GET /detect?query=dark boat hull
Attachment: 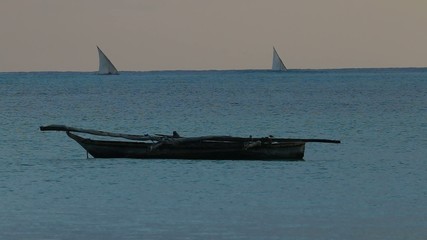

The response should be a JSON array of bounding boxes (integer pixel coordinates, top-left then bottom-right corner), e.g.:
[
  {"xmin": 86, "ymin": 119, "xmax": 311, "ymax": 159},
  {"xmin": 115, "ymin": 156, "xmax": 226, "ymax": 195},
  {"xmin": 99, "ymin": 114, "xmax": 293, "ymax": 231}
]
[{"xmin": 67, "ymin": 132, "xmax": 305, "ymax": 160}]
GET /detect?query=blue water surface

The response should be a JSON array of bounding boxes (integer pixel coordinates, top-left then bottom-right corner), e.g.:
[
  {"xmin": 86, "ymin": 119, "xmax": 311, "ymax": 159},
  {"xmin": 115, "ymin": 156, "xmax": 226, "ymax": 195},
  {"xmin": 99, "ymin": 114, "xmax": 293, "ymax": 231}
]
[{"xmin": 0, "ymin": 69, "xmax": 426, "ymax": 239}]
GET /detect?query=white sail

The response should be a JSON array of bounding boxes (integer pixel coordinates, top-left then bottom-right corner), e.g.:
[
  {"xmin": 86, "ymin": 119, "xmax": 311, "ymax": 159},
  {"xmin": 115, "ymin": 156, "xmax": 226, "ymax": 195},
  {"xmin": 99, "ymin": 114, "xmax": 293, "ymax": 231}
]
[
  {"xmin": 272, "ymin": 47, "xmax": 287, "ymax": 71},
  {"xmin": 97, "ymin": 46, "xmax": 119, "ymax": 75}
]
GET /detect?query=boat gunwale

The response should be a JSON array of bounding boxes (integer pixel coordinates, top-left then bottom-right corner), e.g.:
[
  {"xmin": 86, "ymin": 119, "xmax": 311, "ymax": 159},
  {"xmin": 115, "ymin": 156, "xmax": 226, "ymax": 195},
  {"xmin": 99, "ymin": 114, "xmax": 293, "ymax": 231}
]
[{"xmin": 66, "ymin": 131, "xmax": 306, "ymax": 160}]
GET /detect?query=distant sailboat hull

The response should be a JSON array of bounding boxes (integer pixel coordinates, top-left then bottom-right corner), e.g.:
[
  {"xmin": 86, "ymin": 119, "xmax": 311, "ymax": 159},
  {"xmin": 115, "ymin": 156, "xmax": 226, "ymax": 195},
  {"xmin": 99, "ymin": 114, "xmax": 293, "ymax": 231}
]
[
  {"xmin": 272, "ymin": 47, "xmax": 287, "ymax": 71},
  {"xmin": 97, "ymin": 46, "xmax": 119, "ymax": 75}
]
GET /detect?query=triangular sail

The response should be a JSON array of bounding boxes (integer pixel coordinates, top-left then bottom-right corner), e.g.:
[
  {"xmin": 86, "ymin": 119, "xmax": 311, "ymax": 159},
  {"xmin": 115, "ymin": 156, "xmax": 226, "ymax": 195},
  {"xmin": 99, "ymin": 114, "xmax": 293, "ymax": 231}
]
[
  {"xmin": 97, "ymin": 46, "xmax": 119, "ymax": 75},
  {"xmin": 272, "ymin": 47, "xmax": 287, "ymax": 71}
]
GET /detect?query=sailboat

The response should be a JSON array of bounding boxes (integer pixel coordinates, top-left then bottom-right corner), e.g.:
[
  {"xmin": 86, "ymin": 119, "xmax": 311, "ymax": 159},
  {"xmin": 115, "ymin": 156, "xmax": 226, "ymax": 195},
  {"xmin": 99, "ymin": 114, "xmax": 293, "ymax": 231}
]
[
  {"xmin": 97, "ymin": 46, "xmax": 119, "ymax": 75},
  {"xmin": 272, "ymin": 47, "xmax": 287, "ymax": 71}
]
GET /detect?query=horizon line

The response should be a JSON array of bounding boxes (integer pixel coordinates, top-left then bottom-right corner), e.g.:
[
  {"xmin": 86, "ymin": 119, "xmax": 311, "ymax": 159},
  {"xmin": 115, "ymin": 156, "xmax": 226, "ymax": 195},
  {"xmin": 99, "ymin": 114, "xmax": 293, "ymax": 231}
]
[{"xmin": 1, "ymin": 66, "xmax": 427, "ymax": 74}]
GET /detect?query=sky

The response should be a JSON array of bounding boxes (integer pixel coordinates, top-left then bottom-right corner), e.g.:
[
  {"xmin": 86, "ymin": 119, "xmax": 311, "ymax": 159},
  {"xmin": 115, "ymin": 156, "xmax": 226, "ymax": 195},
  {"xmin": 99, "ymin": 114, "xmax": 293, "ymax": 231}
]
[{"xmin": 1, "ymin": 0, "xmax": 426, "ymax": 71}]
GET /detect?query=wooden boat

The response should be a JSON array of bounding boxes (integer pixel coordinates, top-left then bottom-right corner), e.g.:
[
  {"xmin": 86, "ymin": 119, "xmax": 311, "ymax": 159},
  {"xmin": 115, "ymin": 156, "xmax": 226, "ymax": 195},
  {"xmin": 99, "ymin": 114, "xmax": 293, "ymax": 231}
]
[{"xmin": 40, "ymin": 125, "xmax": 340, "ymax": 161}]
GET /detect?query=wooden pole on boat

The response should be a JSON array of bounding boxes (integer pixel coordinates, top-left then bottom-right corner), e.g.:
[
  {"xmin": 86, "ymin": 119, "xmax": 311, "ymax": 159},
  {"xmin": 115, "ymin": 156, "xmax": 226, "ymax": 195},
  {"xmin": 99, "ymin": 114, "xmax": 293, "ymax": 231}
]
[
  {"xmin": 40, "ymin": 124, "xmax": 341, "ymax": 144},
  {"xmin": 40, "ymin": 124, "xmax": 162, "ymax": 141}
]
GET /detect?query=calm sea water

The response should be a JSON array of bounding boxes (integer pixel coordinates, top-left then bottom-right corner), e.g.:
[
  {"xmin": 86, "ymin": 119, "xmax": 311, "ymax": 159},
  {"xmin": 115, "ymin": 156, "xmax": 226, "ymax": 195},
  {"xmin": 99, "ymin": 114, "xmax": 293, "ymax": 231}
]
[{"xmin": 1, "ymin": 69, "xmax": 426, "ymax": 239}]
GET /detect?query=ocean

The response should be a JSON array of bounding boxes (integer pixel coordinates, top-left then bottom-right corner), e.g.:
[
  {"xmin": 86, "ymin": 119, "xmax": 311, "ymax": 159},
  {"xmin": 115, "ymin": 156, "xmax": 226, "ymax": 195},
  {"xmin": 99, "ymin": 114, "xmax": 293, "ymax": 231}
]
[{"xmin": 1, "ymin": 69, "xmax": 426, "ymax": 239}]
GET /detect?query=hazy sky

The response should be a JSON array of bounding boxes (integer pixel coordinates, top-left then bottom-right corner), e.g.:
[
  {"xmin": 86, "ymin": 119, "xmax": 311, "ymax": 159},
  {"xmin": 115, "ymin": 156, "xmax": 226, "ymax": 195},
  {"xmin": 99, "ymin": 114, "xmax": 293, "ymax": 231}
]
[{"xmin": 1, "ymin": 0, "xmax": 426, "ymax": 71}]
